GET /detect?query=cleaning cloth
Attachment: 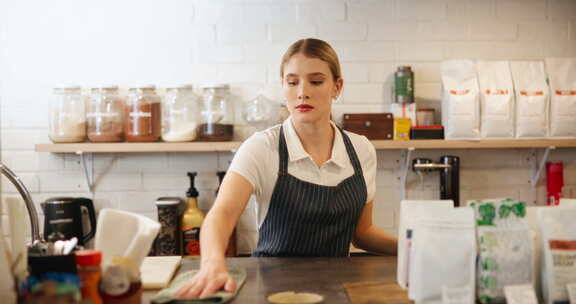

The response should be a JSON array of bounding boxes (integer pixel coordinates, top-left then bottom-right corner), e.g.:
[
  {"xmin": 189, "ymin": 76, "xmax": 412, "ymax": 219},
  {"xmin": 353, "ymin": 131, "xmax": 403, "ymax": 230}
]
[{"xmin": 152, "ymin": 267, "xmax": 247, "ymax": 304}]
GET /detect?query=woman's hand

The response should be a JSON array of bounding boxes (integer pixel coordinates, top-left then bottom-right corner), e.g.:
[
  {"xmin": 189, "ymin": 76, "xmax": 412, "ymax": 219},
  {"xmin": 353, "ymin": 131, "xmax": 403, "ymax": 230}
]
[{"xmin": 175, "ymin": 262, "xmax": 237, "ymax": 299}]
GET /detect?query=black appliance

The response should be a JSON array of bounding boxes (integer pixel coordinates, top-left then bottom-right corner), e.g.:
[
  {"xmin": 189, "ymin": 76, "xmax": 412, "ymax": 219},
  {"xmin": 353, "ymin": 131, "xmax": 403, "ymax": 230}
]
[
  {"xmin": 412, "ymin": 155, "xmax": 461, "ymax": 207},
  {"xmin": 41, "ymin": 197, "xmax": 97, "ymax": 245}
]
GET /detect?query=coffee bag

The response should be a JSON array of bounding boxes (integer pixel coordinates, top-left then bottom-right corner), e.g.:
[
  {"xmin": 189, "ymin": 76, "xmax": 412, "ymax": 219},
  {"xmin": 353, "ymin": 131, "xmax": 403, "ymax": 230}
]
[
  {"xmin": 545, "ymin": 58, "xmax": 576, "ymax": 138},
  {"xmin": 510, "ymin": 61, "xmax": 549, "ymax": 139},
  {"xmin": 441, "ymin": 60, "xmax": 481, "ymax": 139},
  {"xmin": 476, "ymin": 61, "xmax": 515, "ymax": 138}
]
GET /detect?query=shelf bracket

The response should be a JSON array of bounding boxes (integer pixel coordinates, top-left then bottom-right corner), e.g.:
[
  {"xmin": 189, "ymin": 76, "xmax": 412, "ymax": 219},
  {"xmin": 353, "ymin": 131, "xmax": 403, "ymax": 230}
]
[
  {"xmin": 529, "ymin": 146, "xmax": 555, "ymax": 204},
  {"xmin": 399, "ymin": 147, "xmax": 415, "ymax": 201},
  {"xmin": 530, "ymin": 146, "xmax": 554, "ymax": 187},
  {"xmin": 77, "ymin": 151, "xmax": 95, "ymax": 194}
]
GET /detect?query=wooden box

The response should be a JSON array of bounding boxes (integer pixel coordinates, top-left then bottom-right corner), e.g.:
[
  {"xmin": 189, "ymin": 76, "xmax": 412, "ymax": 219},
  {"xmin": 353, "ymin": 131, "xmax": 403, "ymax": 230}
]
[{"xmin": 342, "ymin": 113, "xmax": 394, "ymax": 140}]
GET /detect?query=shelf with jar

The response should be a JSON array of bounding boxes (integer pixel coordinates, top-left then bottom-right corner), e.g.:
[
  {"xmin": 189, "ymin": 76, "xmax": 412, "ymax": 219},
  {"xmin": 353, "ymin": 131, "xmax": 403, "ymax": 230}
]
[
  {"xmin": 35, "ymin": 139, "xmax": 576, "ymax": 153},
  {"xmin": 48, "ymin": 83, "xmax": 238, "ymax": 145}
]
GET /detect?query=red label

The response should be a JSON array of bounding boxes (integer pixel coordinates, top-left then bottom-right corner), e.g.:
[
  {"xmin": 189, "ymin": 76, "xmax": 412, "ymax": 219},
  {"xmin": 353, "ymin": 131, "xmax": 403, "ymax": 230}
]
[
  {"xmin": 183, "ymin": 227, "xmax": 201, "ymax": 255},
  {"xmin": 520, "ymin": 91, "xmax": 544, "ymax": 96},
  {"xmin": 485, "ymin": 89, "xmax": 509, "ymax": 95},
  {"xmin": 549, "ymin": 240, "xmax": 576, "ymax": 250},
  {"xmin": 449, "ymin": 89, "xmax": 470, "ymax": 95},
  {"xmin": 555, "ymin": 90, "xmax": 576, "ymax": 96}
]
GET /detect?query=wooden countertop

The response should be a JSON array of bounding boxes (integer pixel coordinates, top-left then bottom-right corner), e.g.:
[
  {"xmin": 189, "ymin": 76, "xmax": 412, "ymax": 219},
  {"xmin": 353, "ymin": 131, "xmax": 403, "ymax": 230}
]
[{"xmin": 142, "ymin": 255, "xmax": 411, "ymax": 304}]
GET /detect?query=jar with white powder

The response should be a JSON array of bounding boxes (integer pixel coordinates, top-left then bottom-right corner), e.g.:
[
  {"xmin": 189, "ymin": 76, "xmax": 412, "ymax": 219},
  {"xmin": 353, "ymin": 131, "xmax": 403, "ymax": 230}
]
[
  {"xmin": 49, "ymin": 86, "xmax": 87, "ymax": 143},
  {"xmin": 162, "ymin": 85, "xmax": 199, "ymax": 142}
]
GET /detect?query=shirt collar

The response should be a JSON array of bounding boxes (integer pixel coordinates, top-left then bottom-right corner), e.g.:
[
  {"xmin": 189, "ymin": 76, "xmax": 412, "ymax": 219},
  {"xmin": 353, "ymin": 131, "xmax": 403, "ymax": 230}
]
[{"xmin": 282, "ymin": 117, "xmax": 348, "ymax": 168}]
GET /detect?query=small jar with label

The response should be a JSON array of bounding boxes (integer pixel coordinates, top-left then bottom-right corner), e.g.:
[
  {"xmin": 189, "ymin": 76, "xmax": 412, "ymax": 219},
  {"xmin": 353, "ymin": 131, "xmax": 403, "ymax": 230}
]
[
  {"xmin": 49, "ymin": 86, "xmax": 87, "ymax": 143},
  {"xmin": 162, "ymin": 85, "xmax": 200, "ymax": 142},
  {"xmin": 75, "ymin": 249, "xmax": 103, "ymax": 304},
  {"xmin": 198, "ymin": 84, "xmax": 235, "ymax": 141},
  {"xmin": 125, "ymin": 85, "xmax": 162, "ymax": 142},
  {"xmin": 87, "ymin": 86, "xmax": 125, "ymax": 142}
]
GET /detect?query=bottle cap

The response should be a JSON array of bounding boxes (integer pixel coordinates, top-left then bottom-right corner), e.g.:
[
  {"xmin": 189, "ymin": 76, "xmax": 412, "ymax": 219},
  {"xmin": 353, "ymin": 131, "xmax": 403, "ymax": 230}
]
[
  {"xmin": 75, "ymin": 249, "xmax": 102, "ymax": 266},
  {"xmin": 187, "ymin": 172, "xmax": 199, "ymax": 198},
  {"xmin": 155, "ymin": 197, "xmax": 182, "ymax": 206}
]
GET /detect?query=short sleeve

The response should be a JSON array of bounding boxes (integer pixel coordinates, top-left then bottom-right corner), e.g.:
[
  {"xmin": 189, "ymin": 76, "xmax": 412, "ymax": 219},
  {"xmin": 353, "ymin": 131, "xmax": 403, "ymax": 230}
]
[
  {"xmin": 227, "ymin": 132, "xmax": 269, "ymax": 196},
  {"xmin": 363, "ymin": 136, "xmax": 377, "ymax": 204}
]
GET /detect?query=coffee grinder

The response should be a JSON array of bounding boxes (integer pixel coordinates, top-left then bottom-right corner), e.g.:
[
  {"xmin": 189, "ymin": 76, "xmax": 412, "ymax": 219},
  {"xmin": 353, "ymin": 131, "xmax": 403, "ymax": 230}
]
[{"xmin": 412, "ymin": 156, "xmax": 460, "ymax": 207}]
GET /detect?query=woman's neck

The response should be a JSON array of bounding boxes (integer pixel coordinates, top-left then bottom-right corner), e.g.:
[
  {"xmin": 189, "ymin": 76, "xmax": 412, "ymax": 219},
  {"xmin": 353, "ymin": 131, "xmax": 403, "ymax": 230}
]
[{"xmin": 292, "ymin": 117, "xmax": 335, "ymax": 167}]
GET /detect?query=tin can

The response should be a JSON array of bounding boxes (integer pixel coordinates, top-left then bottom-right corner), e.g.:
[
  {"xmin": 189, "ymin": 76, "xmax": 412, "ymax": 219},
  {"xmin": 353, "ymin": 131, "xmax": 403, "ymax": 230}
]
[{"xmin": 394, "ymin": 66, "xmax": 414, "ymax": 104}]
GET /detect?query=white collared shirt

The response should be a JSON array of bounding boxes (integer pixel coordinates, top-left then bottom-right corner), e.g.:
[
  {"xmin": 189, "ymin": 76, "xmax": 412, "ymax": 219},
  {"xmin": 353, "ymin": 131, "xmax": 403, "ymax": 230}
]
[{"xmin": 229, "ymin": 117, "xmax": 377, "ymax": 229}]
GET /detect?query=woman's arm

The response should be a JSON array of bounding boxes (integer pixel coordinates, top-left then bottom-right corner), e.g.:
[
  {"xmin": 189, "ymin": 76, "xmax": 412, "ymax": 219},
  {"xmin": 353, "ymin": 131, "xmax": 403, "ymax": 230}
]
[
  {"xmin": 352, "ymin": 201, "xmax": 398, "ymax": 255},
  {"xmin": 176, "ymin": 171, "xmax": 253, "ymax": 298}
]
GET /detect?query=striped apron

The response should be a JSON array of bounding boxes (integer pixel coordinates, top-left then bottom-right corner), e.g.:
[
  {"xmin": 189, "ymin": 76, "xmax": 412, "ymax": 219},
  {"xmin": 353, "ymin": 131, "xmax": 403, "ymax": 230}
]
[{"xmin": 253, "ymin": 126, "xmax": 367, "ymax": 257}]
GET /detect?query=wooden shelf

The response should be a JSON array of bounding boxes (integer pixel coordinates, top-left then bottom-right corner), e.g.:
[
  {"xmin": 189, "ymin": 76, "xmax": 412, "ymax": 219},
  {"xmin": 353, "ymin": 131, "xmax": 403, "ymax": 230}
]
[
  {"xmin": 371, "ymin": 139, "xmax": 576, "ymax": 149},
  {"xmin": 35, "ymin": 139, "xmax": 576, "ymax": 153},
  {"xmin": 35, "ymin": 142, "xmax": 242, "ymax": 153}
]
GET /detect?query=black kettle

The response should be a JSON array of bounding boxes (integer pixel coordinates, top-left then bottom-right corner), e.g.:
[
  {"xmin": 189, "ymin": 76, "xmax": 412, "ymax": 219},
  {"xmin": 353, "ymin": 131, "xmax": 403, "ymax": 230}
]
[{"xmin": 41, "ymin": 197, "xmax": 97, "ymax": 246}]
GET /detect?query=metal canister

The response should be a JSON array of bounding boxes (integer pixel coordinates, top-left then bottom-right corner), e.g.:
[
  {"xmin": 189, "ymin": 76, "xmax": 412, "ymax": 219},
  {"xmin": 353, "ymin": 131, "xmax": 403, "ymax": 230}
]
[
  {"xmin": 394, "ymin": 66, "xmax": 414, "ymax": 104},
  {"xmin": 155, "ymin": 197, "xmax": 183, "ymax": 255}
]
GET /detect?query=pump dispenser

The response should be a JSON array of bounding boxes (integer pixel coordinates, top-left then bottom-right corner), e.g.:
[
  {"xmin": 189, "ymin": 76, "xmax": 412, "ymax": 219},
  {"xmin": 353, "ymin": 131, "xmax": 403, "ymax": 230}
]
[{"xmin": 181, "ymin": 172, "xmax": 205, "ymax": 256}]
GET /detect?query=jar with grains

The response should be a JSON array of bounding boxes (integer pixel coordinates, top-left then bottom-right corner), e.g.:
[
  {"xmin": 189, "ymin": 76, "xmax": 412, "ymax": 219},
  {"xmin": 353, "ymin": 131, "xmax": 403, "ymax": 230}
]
[
  {"xmin": 124, "ymin": 85, "xmax": 161, "ymax": 142},
  {"xmin": 49, "ymin": 86, "xmax": 87, "ymax": 143},
  {"xmin": 87, "ymin": 86, "xmax": 125, "ymax": 142},
  {"xmin": 198, "ymin": 84, "xmax": 234, "ymax": 141},
  {"xmin": 162, "ymin": 85, "xmax": 200, "ymax": 142}
]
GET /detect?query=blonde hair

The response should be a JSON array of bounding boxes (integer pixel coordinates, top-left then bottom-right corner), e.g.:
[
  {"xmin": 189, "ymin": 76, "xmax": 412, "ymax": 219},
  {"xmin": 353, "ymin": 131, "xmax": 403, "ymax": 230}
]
[{"xmin": 280, "ymin": 38, "xmax": 342, "ymax": 81}]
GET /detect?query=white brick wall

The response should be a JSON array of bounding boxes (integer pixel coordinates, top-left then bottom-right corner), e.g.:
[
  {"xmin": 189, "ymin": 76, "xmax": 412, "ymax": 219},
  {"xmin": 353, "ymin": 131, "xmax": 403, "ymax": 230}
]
[{"xmin": 1, "ymin": 0, "xmax": 575, "ymax": 253}]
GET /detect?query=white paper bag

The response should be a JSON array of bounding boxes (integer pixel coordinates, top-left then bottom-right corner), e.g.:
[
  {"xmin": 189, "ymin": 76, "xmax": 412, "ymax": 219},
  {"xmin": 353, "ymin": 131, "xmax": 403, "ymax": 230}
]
[
  {"xmin": 441, "ymin": 60, "xmax": 481, "ymax": 139},
  {"xmin": 397, "ymin": 200, "xmax": 454, "ymax": 289},
  {"xmin": 545, "ymin": 57, "xmax": 576, "ymax": 138},
  {"xmin": 510, "ymin": 61, "xmax": 549, "ymax": 138},
  {"xmin": 537, "ymin": 206, "xmax": 576, "ymax": 304},
  {"xmin": 472, "ymin": 199, "xmax": 534, "ymax": 303},
  {"xmin": 410, "ymin": 207, "xmax": 476, "ymax": 304},
  {"xmin": 477, "ymin": 61, "xmax": 515, "ymax": 138}
]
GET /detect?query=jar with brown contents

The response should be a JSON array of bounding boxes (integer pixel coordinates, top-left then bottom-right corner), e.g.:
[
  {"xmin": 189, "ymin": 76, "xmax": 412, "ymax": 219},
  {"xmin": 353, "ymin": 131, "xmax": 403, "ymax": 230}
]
[
  {"xmin": 198, "ymin": 84, "xmax": 235, "ymax": 141},
  {"xmin": 87, "ymin": 86, "xmax": 125, "ymax": 142},
  {"xmin": 125, "ymin": 85, "xmax": 162, "ymax": 142}
]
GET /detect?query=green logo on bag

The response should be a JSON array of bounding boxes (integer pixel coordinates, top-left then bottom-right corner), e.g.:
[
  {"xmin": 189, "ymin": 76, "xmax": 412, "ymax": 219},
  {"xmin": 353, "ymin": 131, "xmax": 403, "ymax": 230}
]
[{"xmin": 477, "ymin": 203, "xmax": 496, "ymax": 226}]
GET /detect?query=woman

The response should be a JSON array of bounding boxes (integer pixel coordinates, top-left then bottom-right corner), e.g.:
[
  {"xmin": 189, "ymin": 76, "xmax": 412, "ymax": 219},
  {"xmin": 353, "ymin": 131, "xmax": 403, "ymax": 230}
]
[{"xmin": 176, "ymin": 38, "xmax": 397, "ymax": 299}]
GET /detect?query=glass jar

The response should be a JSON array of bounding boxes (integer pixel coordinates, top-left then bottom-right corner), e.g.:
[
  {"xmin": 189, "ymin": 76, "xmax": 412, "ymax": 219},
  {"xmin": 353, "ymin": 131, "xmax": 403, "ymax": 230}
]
[
  {"xmin": 124, "ymin": 85, "xmax": 162, "ymax": 142},
  {"xmin": 87, "ymin": 86, "xmax": 125, "ymax": 142},
  {"xmin": 162, "ymin": 85, "xmax": 200, "ymax": 142},
  {"xmin": 49, "ymin": 86, "xmax": 87, "ymax": 143},
  {"xmin": 198, "ymin": 84, "xmax": 234, "ymax": 141},
  {"xmin": 243, "ymin": 92, "xmax": 273, "ymax": 131}
]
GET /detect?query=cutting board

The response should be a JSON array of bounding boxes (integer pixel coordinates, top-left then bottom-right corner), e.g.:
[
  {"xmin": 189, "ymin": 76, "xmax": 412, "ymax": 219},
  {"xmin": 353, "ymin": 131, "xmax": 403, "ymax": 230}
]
[
  {"xmin": 141, "ymin": 256, "xmax": 182, "ymax": 289},
  {"xmin": 343, "ymin": 281, "xmax": 412, "ymax": 304}
]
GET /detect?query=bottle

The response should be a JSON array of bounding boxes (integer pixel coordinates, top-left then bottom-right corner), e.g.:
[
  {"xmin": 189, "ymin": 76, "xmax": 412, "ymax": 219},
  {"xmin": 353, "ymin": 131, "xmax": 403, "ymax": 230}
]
[
  {"xmin": 181, "ymin": 172, "xmax": 205, "ymax": 256},
  {"xmin": 75, "ymin": 249, "xmax": 103, "ymax": 304},
  {"xmin": 394, "ymin": 66, "xmax": 414, "ymax": 104},
  {"xmin": 216, "ymin": 171, "xmax": 237, "ymax": 257}
]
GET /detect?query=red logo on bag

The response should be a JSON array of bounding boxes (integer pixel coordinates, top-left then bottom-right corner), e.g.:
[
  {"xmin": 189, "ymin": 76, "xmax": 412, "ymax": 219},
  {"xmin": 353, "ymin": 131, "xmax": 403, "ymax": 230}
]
[
  {"xmin": 520, "ymin": 91, "xmax": 544, "ymax": 96},
  {"xmin": 555, "ymin": 90, "xmax": 576, "ymax": 96},
  {"xmin": 449, "ymin": 89, "xmax": 470, "ymax": 95},
  {"xmin": 485, "ymin": 89, "xmax": 509, "ymax": 95},
  {"xmin": 549, "ymin": 240, "xmax": 576, "ymax": 250}
]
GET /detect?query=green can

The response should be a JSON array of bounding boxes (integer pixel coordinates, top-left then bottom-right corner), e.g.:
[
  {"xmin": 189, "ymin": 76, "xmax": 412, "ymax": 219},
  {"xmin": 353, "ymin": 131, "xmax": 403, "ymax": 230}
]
[{"xmin": 394, "ymin": 66, "xmax": 414, "ymax": 104}]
